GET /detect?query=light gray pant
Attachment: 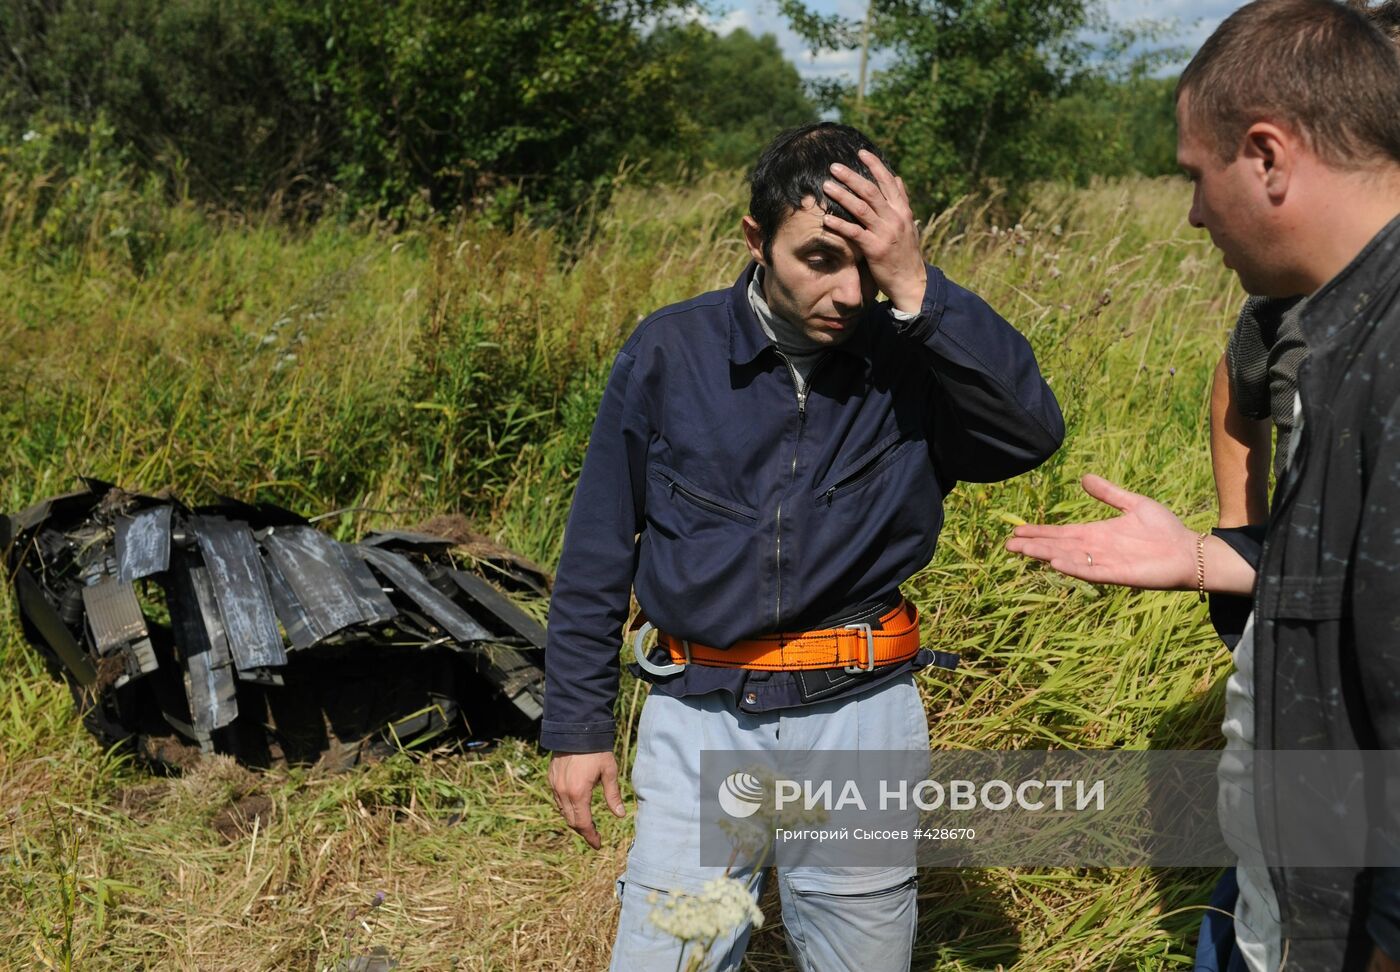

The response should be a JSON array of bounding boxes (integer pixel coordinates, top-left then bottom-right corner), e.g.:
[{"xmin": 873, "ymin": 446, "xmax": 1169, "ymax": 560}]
[{"xmin": 609, "ymin": 673, "xmax": 930, "ymax": 971}]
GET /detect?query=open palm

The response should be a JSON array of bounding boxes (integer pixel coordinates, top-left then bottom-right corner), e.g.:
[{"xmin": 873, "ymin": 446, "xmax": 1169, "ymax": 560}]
[{"xmin": 1005, "ymin": 474, "xmax": 1196, "ymax": 591}]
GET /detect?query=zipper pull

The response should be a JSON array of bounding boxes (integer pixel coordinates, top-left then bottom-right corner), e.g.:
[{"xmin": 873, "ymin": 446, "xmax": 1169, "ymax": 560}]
[
  {"xmin": 668, "ymin": 479, "xmax": 677, "ymax": 498},
  {"xmin": 825, "ymin": 486, "xmax": 835, "ymax": 505}
]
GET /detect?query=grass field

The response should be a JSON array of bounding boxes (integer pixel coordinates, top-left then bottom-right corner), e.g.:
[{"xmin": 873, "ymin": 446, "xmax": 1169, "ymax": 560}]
[{"xmin": 0, "ymin": 169, "xmax": 1250, "ymax": 970}]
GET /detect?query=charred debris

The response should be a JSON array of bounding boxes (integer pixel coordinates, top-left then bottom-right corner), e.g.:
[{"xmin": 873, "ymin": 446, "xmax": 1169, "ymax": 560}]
[{"xmin": 1, "ymin": 479, "xmax": 548, "ymax": 772}]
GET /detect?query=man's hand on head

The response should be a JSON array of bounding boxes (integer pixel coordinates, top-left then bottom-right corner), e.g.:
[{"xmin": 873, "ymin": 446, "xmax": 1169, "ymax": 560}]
[
  {"xmin": 819, "ymin": 149, "xmax": 927, "ymax": 314},
  {"xmin": 548, "ymin": 750, "xmax": 626, "ymax": 851}
]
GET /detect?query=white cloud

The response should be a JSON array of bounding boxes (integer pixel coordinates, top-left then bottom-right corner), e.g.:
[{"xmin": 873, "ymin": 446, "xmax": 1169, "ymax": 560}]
[
  {"xmin": 700, "ymin": 0, "xmax": 874, "ymax": 84},
  {"xmin": 708, "ymin": 8, "xmax": 753, "ymax": 34}
]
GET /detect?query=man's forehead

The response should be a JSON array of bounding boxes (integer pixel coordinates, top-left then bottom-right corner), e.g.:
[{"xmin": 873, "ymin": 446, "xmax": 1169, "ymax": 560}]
[
  {"xmin": 1174, "ymin": 103, "xmax": 1217, "ymax": 168},
  {"xmin": 779, "ymin": 197, "xmax": 855, "ymax": 254},
  {"xmin": 1174, "ymin": 92, "xmax": 1198, "ymax": 158}
]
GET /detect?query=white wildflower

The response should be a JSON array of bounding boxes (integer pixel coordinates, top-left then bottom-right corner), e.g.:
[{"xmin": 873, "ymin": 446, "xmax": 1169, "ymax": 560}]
[
  {"xmin": 22, "ymin": 130, "xmax": 38, "ymax": 142},
  {"xmin": 647, "ymin": 876, "xmax": 764, "ymax": 942}
]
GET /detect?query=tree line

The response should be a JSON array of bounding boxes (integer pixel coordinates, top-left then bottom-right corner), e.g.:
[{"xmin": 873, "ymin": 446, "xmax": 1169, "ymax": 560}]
[{"xmin": 0, "ymin": 0, "xmax": 1182, "ymax": 225}]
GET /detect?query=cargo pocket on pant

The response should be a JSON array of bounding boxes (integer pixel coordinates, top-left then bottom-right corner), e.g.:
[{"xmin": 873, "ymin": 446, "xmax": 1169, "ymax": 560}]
[
  {"xmin": 612, "ymin": 870, "xmax": 760, "ymax": 972},
  {"xmin": 781, "ymin": 871, "xmax": 918, "ymax": 971}
]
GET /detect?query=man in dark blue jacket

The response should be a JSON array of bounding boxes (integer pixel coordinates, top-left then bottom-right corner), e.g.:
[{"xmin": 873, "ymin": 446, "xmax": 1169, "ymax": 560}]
[{"xmin": 543, "ymin": 123, "xmax": 1063, "ymax": 969}]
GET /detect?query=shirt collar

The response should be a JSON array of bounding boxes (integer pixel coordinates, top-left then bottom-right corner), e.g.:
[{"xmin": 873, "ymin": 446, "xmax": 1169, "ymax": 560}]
[
  {"xmin": 1298, "ymin": 212, "xmax": 1400, "ymax": 348},
  {"xmin": 726, "ymin": 261, "xmax": 877, "ymax": 366}
]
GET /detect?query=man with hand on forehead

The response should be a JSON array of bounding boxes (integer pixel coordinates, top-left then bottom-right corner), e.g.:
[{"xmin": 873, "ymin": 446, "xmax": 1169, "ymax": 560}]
[{"xmin": 541, "ymin": 122, "xmax": 1063, "ymax": 970}]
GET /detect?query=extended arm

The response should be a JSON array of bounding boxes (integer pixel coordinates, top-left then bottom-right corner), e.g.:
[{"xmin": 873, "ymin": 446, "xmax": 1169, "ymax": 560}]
[{"xmin": 1005, "ymin": 474, "xmax": 1257, "ymax": 595}]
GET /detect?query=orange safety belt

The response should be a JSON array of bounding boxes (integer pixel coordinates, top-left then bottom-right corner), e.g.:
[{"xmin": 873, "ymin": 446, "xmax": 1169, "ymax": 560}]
[{"xmin": 655, "ymin": 599, "xmax": 921, "ymax": 673}]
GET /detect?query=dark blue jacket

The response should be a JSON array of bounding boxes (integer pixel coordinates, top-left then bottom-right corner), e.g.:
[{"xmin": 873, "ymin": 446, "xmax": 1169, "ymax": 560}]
[{"xmin": 540, "ymin": 262, "xmax": 1064, "ymax": 753}]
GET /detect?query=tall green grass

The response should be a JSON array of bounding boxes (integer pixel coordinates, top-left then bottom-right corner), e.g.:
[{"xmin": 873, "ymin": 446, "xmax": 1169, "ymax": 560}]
[{"xmin": 0, "ymin": 168, "xmax": 1245, "ymax": 969}]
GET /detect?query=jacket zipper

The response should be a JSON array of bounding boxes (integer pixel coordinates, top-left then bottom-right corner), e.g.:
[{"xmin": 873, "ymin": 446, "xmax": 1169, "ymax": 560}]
[
  {"xmin": 773, "ymin": 351, "xmax": 829, "ymax": 630},
  {"xmin": 667, "ymin": 478, "xmax": 755, "ymax": 521}
]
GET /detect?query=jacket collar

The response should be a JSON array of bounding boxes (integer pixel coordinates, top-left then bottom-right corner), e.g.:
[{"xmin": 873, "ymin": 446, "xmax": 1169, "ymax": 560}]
[
  {"xmin": 726, "ymin": 261, "xmax": 877, "ymax": 366},
  {"xmin": 1298, "ymin": 212, "xmax": 1400, "ymax": 351}
]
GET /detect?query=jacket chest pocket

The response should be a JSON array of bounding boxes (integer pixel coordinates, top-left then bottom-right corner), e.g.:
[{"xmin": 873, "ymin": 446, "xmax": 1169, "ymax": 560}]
[
  {"xmin": 647, "ymin": 461, "xmax": 758, "ymax": 526},
  {"xmin": 812, "ymin": 433, "xmax": 924, "ymax": 508}
]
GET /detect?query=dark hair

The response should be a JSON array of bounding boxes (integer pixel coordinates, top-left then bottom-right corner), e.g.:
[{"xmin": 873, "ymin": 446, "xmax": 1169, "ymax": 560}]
[
  {"xmin": 1177, "ymin": 0, "xmax": 1400, "ymax": 167},
  {"xmin": 747, "ymin": 123, "xmax": 891, "ymax": 260}
]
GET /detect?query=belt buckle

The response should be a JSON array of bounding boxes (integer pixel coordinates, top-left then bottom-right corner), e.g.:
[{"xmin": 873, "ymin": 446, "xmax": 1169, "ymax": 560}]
[
  {"xmin": 843, "ymin": 622, "xmax": 875, "ymax": 674},
  {"xmin": 632, "ymin": 621, "xmax": 689, "ymax": 677}
]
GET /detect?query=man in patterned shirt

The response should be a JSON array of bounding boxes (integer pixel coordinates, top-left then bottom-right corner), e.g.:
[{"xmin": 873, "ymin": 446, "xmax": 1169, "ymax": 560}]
[{"xmin": 1008, "ymin": 2, "xmax": 1400, "ymax": 968}]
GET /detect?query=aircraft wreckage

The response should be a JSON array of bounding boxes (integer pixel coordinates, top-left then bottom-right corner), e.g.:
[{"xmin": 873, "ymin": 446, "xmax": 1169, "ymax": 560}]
[{"xmin": 1, "ymin": 479, "xmax": 548, "ymax": 771}]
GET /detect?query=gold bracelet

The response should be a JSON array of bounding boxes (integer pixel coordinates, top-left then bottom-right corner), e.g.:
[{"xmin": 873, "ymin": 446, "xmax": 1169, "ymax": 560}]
[{"xmin": 1195, "ymin": 531, "xmax": 1209, "ymax": 603}]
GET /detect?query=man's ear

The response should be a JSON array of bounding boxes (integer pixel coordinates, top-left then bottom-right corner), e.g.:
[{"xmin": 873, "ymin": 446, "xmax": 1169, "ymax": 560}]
[
  {"xmin": 1243, "ymin": 122, "xmax": 1293, "ymax": 204},
  {"xmin": 741, "ymin": 215, "xmax": 767, "ymax": 266}
]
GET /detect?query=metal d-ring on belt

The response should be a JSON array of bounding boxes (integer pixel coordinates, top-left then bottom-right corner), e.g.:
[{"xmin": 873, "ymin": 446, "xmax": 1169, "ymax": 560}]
[{"xmin": 632, "ymin": 599, "xmax": 921, "ymax": 676}]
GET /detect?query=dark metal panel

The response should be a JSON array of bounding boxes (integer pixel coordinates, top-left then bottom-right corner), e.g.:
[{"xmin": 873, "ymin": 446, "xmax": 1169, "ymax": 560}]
[
  {"xmin": 263, "ymin": 526, "xmax": 373, "ymax": 638},
  {"xmin": 261, "ymin": 553, "xmax": 319, "ymax": 650},
  {"xmin": 191, "ymin": 516, "xmax": 286, "ymax": 671},
  {"xmin": 115, "ymin": 506, "xmax": 172, "ymax": 582},
  {"xmin": 483, "ymin": 559, "xmax": 551, "ymax": 600},
  {"xmin": 81, "ymin": 577, "xmax": 149, "ymax": 654},
  {"xmin": 202, "ymin": 495, "xmax": 307, "ymax": 529},
  {"xmin": 7, "ymin": 497, "xmax": 53, "ymax": 537},
  {"xmin": 187, "ymin": 565, "xmax": 240, "ymax": 730},
  {"xmin": 163, "ymin": 558, "xmax": 240, "ymax": 733},
  {"xmin": 331, "ymin": 541, "xmax": 397, "ymax": 624},
  {"xmin": 449, "ymin": 569, "xmax": 547, "ymax": 649},
  {"xmin": 14, "ymin": 568, "xmax": 97, "ymax": 686},
  {"xmin": 7, "ymin": 486, "xmax": 99, "ymax": 537},
  {"xmin": 361, "ymin": 530, "xmax": 455, "ymax": 555},
  {"xmin": 356, "ymin": 546, "xmax": 492, "ymax": 643},
  {"xmin": 462, "ymin": 641, "xmax": 546, "ymax": 722}
]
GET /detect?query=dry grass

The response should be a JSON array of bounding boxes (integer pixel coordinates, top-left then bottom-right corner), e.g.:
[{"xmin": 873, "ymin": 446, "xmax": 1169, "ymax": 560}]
[{"xmin": 1, "ymin": 171, "xmax": 1245, "ymax": 969}]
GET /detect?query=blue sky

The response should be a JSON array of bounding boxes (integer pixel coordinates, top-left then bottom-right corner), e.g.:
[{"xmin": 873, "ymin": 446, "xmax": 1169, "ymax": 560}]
[{"xmin": 710, "ymin": 1, "xmax": 1246, "ymax": 83}]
